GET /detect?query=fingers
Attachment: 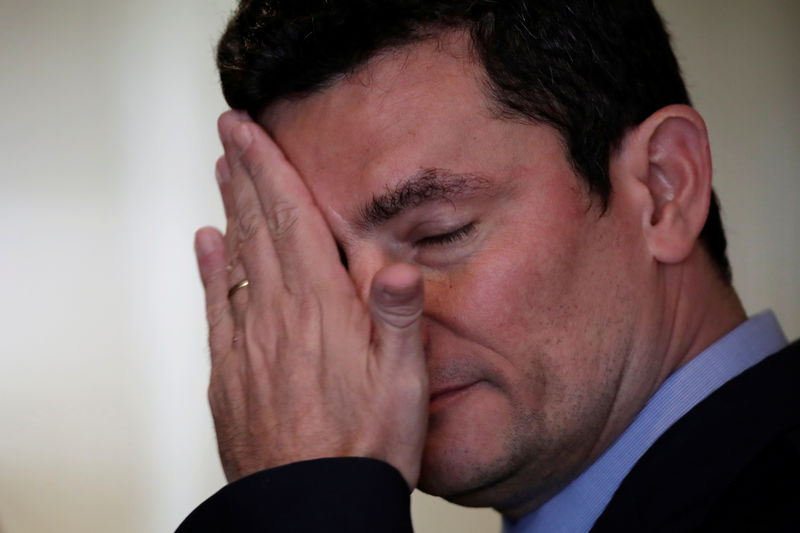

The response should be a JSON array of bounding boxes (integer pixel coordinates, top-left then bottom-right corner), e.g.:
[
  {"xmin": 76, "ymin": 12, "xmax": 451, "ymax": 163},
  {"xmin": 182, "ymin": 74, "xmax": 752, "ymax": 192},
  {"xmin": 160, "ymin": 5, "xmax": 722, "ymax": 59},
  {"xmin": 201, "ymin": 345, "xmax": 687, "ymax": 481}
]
[
  {"xmin": 369, "ymin": 263, "xmax": 425, "ymax": 362},
  {"xmin": 215, "ymin": 156, "xmax": 235, "ymax": 220},
  {"xmin": 203, "ymin": 120, "xmax": 431, "ymax": 485},
  {"xmin": 214, "ymin": 157, "xmax": 249, "ymax": 312},
  {"xmin": 218, "ymin": 111, "xmax": 351, "ymax": 301},
  {"xmin": 195, "ymin": 226, "xmax": 234, "ymax": 362},
  {"xmin": 217, "ymin": 113, "xmax": 283, "ymax": 301},
  {"xmin": 369, "ymin": 263, "xmax": 427, "ymax": 488}
]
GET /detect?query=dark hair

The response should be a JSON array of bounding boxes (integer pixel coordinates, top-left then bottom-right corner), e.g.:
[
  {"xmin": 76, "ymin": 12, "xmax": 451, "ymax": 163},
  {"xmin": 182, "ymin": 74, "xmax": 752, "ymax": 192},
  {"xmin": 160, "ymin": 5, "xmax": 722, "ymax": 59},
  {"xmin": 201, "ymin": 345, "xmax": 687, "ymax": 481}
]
[{"xmin": 217, "ymin": 0, "xmax": 731, "ymax": 283}]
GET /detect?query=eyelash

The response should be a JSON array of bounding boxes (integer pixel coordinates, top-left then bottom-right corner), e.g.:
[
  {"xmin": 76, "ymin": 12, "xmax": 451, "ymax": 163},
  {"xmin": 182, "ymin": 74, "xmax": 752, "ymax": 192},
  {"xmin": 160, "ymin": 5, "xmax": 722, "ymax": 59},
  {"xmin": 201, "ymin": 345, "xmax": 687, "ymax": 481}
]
[{"xmin": 415, "ymin": 223, "xmax": 476, "ymax": 247}]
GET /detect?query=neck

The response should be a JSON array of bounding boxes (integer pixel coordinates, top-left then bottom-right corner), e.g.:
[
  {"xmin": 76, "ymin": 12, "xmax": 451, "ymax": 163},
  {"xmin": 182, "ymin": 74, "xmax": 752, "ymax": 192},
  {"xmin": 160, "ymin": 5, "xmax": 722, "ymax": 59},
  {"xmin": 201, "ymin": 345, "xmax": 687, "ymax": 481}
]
[{"xmin": 658, "ymin": 249, "xmax": 747, "ymax": 383}]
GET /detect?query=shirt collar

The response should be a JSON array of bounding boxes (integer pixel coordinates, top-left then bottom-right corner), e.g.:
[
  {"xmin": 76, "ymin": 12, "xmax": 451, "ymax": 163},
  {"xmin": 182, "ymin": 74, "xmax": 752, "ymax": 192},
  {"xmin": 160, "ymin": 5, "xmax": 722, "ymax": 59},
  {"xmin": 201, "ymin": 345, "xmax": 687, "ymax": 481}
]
[{"xmin": 504, "ymin": 310, "xmax": 787, "ymax": 533}]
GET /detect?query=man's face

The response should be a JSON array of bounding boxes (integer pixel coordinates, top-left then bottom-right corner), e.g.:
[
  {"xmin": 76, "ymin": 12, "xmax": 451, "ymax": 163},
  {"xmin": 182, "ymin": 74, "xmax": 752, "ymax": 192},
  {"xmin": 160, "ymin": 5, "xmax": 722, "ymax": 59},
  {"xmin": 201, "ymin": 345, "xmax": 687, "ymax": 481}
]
[{"xmin": 262, "ymin": 34, "xmax": 657, "ymax": 514}]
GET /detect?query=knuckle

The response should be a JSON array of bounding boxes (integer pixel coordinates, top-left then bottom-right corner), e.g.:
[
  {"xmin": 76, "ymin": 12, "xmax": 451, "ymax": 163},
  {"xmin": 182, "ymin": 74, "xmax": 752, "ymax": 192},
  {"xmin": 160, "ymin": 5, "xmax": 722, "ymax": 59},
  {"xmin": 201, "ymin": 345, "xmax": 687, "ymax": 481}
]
[
  {"xmin": 207, "ymin": 380, "xmax": 219, "ymax": 408},
  {"xmin": 295, "ymin": 294, "xmax": 323, "ymax": 326},
  {"xmin": 207, "ymin": 364, "xmax": 241, "ymax": 412},
  {"xmin": 237, "ymin": 208, "xmax": 265, "ymax": 243},
  {"xmin": 266, "ymin": 201, "xmax": 299, "ymax": 240},
  {"xmin": 231, "ymin": 335, "xmax": 243, "ymax": 351},
  {"xmin": 206, "ymin": 300, "xmax": 229, "ymax": 331},
  {"xmin": 241, "ymin": 145, "xmax": 265, "ymax": 177},
  {"xmin": 207, "ymin": 375, "xmax": 225, "ymax": 414}
]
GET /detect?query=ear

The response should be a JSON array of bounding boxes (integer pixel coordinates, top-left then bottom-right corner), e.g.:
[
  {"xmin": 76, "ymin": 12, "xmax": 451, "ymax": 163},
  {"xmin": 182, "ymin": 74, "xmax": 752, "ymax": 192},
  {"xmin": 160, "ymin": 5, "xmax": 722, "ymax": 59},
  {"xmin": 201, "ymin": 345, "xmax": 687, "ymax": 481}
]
[{"xmin": 617, "ymin": 105, "xmax": 712, "ymax": 264}]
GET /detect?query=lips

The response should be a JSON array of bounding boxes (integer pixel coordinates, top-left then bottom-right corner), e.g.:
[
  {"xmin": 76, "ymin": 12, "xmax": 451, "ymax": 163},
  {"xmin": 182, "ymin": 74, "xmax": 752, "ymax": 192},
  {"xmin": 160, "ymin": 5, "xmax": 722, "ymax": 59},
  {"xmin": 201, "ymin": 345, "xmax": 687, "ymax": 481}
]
[
  {"xmin": 427, "ymin": 359, "xmax": 494, "ymax": 411},
  {"xmin": 428, "ymin": 380, "xmax": 482, "ymax": 410}
]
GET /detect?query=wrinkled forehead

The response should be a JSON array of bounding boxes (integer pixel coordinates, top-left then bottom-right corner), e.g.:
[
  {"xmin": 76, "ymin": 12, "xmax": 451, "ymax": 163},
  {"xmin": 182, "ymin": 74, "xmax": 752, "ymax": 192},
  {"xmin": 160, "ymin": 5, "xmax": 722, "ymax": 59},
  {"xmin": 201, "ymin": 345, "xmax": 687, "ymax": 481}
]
[
  {"xmin": 256, "ymin": 32, "xmax": 499, "ymax": 199},
  {"xmin": 253, "ymin": 29, "xmax": 577, "ymax": 243},
  {"xmin": 259, "ymin": 30, "xmax": 491, "ymax": 140}
]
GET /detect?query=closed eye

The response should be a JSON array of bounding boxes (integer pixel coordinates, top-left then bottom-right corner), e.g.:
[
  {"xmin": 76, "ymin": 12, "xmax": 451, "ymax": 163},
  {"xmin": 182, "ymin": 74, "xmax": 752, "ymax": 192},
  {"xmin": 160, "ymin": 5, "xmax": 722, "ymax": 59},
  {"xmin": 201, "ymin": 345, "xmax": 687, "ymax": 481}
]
[{"xmin": 415, "ymin": 223, "xmax": 476, "ymax": 247}]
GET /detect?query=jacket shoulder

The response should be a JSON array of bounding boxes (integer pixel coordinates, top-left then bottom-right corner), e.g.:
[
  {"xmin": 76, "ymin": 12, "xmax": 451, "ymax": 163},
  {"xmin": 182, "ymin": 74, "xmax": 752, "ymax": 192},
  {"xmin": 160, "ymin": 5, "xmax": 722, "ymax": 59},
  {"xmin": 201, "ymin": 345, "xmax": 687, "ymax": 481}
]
[{"xmin": 592, "ymin": 340, "xmax": 800, "ymax": 532}]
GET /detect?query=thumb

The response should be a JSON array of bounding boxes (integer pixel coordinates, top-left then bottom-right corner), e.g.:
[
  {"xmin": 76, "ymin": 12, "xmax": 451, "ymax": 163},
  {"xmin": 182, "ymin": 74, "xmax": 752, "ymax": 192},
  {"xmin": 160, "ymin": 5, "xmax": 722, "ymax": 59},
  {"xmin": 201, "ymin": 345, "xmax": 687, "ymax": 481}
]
[{"xmin": 369, "ymin": 263, "xmax": 424, "ymax": 359}]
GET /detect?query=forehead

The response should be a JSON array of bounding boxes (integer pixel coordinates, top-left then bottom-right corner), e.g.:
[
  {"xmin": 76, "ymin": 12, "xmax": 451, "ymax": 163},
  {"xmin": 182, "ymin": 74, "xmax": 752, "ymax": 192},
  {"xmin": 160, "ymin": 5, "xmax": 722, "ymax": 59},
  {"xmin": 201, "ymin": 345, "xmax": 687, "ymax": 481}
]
[
  {"xmin": 262, "ymin": 31, "xmax": 490, "ymax": 136},
  {"xmin": 259, "ymin": 32, "xmax": 569, "ymax": 224},
  {"xmin": 261, "ymin": 33, "xmax": 492, "ymax": 166}
]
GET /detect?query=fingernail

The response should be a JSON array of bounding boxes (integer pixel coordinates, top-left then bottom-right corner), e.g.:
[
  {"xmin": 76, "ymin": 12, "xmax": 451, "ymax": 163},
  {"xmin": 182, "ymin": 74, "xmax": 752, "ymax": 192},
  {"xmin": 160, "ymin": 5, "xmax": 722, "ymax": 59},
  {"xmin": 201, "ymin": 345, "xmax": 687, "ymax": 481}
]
[
  {"xmin": 232, "ymin": 124, "xmax": 253, "ymax": 152},
  {"xmin": 233, "ymin": 109, "xmax": 251, "ymax": 122},
  {"xmin": 195, "ymin": 229, "xmax": 216, "ymax": 257},
  {"xmin": 379, "ymin": 284, "xmax": 419, "ymax": 305}
]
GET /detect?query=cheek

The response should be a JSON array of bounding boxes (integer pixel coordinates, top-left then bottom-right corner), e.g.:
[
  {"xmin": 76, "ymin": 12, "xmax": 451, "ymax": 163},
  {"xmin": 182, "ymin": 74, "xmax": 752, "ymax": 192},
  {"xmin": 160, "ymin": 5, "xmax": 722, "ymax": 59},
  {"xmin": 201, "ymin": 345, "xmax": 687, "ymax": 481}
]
[
  {"xmin": 442, "ymin": 218, "xmax": 628, "ymax": 399},
  {"xmin": 458, "ymin": 243, "xmax": 630, "ymax": 433},
  {"xmin": 455, "ymin": 182, "xmax": 594, "ymax": 349},
  {"xmin": 458, "ymin": 235, "xmax": 584, "ymax": 354}
]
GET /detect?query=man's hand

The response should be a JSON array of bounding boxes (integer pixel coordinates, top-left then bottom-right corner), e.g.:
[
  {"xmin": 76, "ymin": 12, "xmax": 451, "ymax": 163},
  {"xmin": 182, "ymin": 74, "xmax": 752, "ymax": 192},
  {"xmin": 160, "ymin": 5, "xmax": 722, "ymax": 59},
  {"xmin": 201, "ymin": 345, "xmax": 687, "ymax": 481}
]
[{"xmin": 193, "ymin": 110, "xmax": 429, "ymax": 489}]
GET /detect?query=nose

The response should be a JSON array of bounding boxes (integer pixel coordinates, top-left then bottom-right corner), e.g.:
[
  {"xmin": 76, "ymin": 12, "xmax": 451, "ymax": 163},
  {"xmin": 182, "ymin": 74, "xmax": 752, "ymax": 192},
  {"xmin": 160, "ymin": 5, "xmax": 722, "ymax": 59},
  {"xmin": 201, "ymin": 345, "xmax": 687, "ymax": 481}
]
[{"xmin": 346, "ymin": 246, "xmax": 432, "ymax": 356}]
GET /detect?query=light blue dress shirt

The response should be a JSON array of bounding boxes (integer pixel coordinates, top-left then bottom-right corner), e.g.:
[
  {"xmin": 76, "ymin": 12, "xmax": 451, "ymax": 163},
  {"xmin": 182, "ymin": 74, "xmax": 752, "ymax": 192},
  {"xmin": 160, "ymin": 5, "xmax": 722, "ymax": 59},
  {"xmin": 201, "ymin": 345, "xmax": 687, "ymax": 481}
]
[{"xmin": 504, "ymin": 310, "xmax": 788, "ymax": 533}]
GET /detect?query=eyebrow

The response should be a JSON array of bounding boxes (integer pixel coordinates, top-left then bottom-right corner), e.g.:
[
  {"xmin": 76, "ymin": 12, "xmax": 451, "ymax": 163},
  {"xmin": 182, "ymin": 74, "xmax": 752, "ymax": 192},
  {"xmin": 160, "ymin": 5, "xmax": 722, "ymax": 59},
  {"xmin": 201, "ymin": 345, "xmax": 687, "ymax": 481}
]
[{"xmin": 355, "ymin": 168, "xmax": 492, "ymax": 231}]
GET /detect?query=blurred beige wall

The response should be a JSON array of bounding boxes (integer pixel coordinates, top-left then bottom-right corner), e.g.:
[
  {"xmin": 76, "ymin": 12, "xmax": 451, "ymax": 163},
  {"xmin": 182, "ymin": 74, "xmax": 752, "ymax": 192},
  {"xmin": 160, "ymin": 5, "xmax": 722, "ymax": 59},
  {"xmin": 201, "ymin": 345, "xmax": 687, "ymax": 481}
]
[{"xmin": 0, "ymin": 1, "xmax": 797, "ymax": 532}]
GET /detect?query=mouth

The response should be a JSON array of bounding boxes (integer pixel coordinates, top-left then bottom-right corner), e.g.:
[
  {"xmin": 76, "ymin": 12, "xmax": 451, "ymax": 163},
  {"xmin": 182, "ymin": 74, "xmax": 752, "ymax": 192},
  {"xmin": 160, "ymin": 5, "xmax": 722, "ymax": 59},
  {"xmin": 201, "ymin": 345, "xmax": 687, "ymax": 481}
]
[{"xmin": 429, "ymin": 380, "xmax": 482, "ymax": 412}]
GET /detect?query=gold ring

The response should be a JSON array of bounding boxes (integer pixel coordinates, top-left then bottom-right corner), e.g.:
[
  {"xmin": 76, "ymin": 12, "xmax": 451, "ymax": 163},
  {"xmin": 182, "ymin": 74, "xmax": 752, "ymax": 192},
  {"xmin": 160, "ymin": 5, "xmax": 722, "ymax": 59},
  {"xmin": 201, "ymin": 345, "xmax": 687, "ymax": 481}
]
[{"xmin": 228, "ymin": 279, "xmax": 250, "ymax": 299}]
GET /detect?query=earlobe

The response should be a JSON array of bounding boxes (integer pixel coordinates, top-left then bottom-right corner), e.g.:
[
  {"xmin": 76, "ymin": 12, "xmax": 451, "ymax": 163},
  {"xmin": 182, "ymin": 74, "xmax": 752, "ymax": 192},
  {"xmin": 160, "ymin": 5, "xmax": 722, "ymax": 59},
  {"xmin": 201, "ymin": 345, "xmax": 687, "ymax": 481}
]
[{"xmin": 639, "ymin": 105, "xmax": 712, "ymax": 264}]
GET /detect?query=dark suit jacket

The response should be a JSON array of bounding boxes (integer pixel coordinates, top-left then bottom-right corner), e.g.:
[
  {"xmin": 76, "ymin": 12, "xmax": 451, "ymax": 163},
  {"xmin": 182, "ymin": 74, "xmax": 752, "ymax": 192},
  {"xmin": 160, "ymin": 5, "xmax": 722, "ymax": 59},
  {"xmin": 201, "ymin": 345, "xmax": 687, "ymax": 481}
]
[
  {"xmin": 592, "ymin": 339, "xmax": 800, "ymax": 532},
  {"xmin": 177, "ymin": 340, "xmax": 800, "ymax": 532}
]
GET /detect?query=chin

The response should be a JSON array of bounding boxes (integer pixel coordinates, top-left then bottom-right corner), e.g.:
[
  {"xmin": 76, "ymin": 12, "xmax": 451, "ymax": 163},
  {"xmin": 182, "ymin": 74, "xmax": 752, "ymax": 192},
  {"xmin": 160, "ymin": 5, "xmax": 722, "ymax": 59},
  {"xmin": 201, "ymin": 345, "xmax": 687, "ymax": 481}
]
[
  {"xmin": 418, "ymin": 442, "xmax": 568, "ymax": 516},
  {"xmin": 418, "ymin": 459, "xmax": 526, "ymax": 510},
  {"xmin": 417, "ymin": 383, "xmax": 517, "ymax": 496},
  {"xmin": 416, "ymin": 431, "xmax": 523, "ymax": 508},
  {"xmin": 416, "ymin": 392, "xmax": 559, "ymax": 510}
]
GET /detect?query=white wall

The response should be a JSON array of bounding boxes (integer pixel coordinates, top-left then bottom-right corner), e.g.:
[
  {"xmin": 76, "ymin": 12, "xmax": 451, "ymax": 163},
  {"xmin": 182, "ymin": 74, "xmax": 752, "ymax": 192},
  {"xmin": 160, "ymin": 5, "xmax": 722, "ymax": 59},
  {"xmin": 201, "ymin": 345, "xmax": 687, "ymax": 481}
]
[
  {"xmin": 0, "ymin": 1, "xmax": 797, "ymax": 532},
  {"xmin": 656, "ymin": 0, "xmax": 800, "ymax": 339},
  {"xmin": 0, "ymin": 1, "xmax": 232, "ymax": 531}
]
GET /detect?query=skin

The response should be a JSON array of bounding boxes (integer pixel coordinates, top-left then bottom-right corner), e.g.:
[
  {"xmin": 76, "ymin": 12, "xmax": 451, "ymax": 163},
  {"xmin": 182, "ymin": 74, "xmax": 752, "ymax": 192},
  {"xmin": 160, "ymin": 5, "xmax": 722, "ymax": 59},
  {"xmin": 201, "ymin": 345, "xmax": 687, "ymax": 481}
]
[{"xmin": 195, "ymin": 32, "xmax": 746, "ymax": 519}]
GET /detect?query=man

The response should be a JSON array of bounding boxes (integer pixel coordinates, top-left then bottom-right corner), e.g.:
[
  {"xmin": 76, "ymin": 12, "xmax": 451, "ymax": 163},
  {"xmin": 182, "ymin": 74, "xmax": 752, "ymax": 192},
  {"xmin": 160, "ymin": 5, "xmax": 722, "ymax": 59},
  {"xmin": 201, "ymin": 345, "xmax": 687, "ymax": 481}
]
[{"xmin": 179, "ymin": 1, "xmax": 799, "ymax": 531}]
